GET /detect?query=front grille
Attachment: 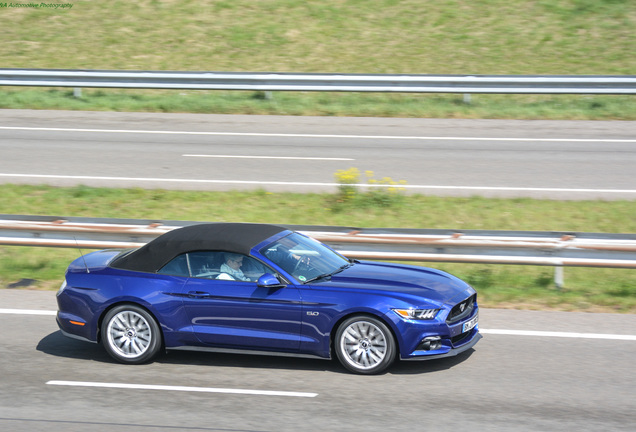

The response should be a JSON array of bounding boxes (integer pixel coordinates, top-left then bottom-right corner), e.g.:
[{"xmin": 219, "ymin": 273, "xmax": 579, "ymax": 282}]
[{"xmin": 446, "ymin": 294, "xmax": 476, "ymax": 324}]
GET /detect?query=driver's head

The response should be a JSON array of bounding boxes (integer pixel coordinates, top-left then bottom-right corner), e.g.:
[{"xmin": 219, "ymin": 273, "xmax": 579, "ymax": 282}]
[{"xmin": 225, "ymin": 253, "xmax": 244, "ymax": 270}]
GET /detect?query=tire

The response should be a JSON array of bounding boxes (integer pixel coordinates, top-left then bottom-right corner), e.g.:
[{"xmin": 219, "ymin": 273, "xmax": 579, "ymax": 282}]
[
  {"xmin": 334, "ymin": 315, "xmax": 396, "ymax": 374},
  {"xmin": 101, "ymin": 304, "xmax": 162, "ymax": 364}
]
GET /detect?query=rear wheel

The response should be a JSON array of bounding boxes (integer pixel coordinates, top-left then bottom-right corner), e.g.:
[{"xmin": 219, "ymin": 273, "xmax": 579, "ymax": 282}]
[
  {"xmin": 335, "ymin": 315, "xmax": 396, "ymax": 374},
  {"xmin": 101, "ymin": 305, "xmax": 162, "ymax": 364}
]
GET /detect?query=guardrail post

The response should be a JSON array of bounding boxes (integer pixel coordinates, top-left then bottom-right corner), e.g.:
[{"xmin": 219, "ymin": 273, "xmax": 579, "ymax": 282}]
[
  {"xmin": 554, "ymin": 266, "xmax": 564, "ymax": 290},
  {"xmin": 73, "ymin": 88, "xmax": 82, "ymax": 98}
]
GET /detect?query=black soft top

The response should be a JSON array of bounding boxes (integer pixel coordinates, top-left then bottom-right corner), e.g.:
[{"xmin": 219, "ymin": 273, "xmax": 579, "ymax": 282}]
[{"xmin": 111, "ymin": 223, "xmax": 288, "ymax": 273}]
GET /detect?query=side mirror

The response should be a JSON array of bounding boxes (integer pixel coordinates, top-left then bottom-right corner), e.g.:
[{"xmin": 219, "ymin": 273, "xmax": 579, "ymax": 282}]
[{"xmin": 257, "ymin": 273, "xmax": 286, "ymax": 288}]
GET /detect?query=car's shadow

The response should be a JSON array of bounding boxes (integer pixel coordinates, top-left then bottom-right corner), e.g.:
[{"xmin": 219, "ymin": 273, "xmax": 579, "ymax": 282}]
[
  {"xmin": 37, "ymin": 330, "xmax": 476, "ymax": 375},
  {"xmin": 37, "ymin": 330, "xmax": 112, "ymax": 362}
]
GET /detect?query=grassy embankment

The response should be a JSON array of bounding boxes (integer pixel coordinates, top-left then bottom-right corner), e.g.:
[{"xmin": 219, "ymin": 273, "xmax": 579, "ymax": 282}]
[
  {"xmin": 0, "ymin": 0, "xmax": 634, "ymax": 118},
  {"xmin": 1, "ymin": 184, "xmax": 635, "ymax": 313}
]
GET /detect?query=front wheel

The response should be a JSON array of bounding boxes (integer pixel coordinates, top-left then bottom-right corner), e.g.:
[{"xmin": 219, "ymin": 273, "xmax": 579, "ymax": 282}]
[
  {"xmin": 101, "ymin": 305, "xmax": 162, "ymax": 364},
  {"xmin": 334, "ymin": 316, "xmax": 396, "ymax": 374}
]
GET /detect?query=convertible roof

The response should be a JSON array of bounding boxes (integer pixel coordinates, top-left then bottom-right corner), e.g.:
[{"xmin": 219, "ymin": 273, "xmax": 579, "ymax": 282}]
[{"xmin": 111, "ymin": 223, "xmax": 288, "ymax": 273}]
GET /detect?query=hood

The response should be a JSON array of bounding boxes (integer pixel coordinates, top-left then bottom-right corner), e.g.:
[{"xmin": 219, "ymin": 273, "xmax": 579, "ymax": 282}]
[{"xmin": 312, "ymin": 261, "xmax": 474, "ymax": 304}]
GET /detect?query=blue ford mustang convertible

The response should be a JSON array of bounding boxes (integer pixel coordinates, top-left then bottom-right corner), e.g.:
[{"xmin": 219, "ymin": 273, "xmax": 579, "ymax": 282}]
[{"xmin": 57, "ymin": 223, "xmax": 481, "ymax": 374}]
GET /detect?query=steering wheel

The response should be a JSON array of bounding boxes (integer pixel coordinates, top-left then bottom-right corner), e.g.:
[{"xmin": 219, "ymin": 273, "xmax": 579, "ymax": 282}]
[{"xmin": 293, "ymin": 254, "xmax": 311, "ymax": 274}]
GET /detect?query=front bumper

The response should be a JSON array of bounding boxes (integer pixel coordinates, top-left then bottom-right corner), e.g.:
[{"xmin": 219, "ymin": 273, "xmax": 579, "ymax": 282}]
[
  {"xmin": 395, "ymin": 304, "xmax": 481, "ymax": 360},
  {"xmin": 401, "ymin": 331, "xmax": 481, "ymax": 361}
]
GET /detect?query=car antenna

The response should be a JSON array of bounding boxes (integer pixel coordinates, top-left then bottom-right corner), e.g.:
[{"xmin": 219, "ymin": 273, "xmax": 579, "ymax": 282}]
[{"xmin": 74, "ymin": 236, "xmax": 90, "ymax": 274}]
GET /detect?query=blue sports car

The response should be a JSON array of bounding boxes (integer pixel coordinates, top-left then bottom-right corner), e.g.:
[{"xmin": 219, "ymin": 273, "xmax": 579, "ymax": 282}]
[{"xmin": 57, "ymin": 223, "xmax": 481, "ymax": 374}]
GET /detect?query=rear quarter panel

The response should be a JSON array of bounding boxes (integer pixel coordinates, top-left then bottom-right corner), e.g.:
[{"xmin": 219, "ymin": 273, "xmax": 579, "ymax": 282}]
[{"xmin": 59, "ymin": 266, "xmax": 191, "ymax": 346}]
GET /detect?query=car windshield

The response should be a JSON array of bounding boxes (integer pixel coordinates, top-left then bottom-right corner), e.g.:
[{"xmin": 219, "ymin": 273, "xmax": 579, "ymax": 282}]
[{"xmin": 260, "ymin": 232, "xmax": 350, "ymax": 283}]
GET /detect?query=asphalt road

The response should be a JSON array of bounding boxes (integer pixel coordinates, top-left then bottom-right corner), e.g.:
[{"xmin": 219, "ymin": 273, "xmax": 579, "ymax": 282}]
[
  {"xmin": 1, "ymin": 109, "xmax": 635, "ymax": 199},
  {"xmin": 1, "ymin": 290, "xmax": 635, "ymax": 432}
]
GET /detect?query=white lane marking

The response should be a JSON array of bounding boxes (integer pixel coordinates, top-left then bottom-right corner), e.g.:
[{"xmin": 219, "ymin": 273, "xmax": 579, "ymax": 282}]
[
  {"xmin": 1, "ymin": 173, "xmax": 636, "ymax": 194},
  {"xmin": 479, "ymin": 328, "xmax": 636, "ymax": 341},
  {"xmin": 4, "ymin": 308, "xmax": 636, "ymax": 341},
  {"xmin": 46, "ymin": 380, "xmax": 318, "ymax": 398},
  {"xmin": 0, "ymin": 308, "xmax": 56, "ymax": 316},
  {"xmin": 183, "ymin": 154, "xmax": 354, "ymax": 161},
  {"xmin": 0, "ymin": 126, "xmax": 634, "ymax": 143}
]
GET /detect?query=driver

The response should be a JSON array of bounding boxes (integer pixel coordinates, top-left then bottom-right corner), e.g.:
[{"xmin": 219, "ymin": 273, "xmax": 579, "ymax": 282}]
[
  {"xmin": 217, "ymin": 253, "xmax": 251, "ymax": 281},
  {"xmin": 266, "ymin": 242, "xmax": 304, "ymax": 275}
]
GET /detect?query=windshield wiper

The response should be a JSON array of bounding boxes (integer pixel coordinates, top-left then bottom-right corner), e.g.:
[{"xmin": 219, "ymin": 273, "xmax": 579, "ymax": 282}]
[
  {"xmin": 303, "ymin": 262, "xmax": 352, "ymax": 284},
  {"xmin": 303, "ymin": 272, "xmax": 332, "ymax": 284},
  {"xmin": 336, "ymin": 262, "xmax": 353, "ymax": 273}
]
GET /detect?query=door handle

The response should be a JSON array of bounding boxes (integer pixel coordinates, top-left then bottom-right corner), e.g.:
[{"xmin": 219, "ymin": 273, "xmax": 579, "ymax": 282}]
[{"xmin": 188, "ymin": 291, "xmax": 211, "ymax": 299}]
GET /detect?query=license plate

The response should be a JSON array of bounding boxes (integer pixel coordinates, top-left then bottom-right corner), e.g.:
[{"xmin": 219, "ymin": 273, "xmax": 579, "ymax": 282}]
[{"xmin": 462, "ymin": 313, "xmax": 478, "ymax": 333}]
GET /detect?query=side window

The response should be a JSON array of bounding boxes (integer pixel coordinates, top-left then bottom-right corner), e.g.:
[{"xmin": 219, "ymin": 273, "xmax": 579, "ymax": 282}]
[
  {"xmin": 157, "ymin": 254, "xmax": 190, "ymax": 277},
  {"xmin": 241, "ymin": 255, "xmax": 275, "ymax": 281},
  {"xmin": 188, "ymin": 251, "xmax": 225, "ymax": 279},
  {"xmin": 157, "ymin": 251, "xmax": 279, "ymax": 282},
  {"xmin": 190, "ymin": 251, "xmax": 277, "ymax": 282}
]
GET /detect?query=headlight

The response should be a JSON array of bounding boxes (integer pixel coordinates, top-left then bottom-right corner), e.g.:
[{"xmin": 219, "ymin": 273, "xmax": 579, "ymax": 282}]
[{"xmin": 392, "ymin": 308, "xmax": 440, "ymax": 320}]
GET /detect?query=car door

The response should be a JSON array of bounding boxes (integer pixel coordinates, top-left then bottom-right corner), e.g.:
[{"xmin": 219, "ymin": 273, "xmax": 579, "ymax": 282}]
[{"xmin": 180, "ymin": 251, "xmax": 303, "ymax": 352}]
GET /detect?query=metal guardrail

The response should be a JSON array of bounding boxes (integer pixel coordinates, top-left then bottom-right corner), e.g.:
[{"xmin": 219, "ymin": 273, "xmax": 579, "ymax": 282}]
[
  {"xmin": 1, "ymin": 215, "xmax": 635, "ymax": 270},
  {"xmin": 1, "ymin": 69, "xmax": 635, "ymax": 94}
]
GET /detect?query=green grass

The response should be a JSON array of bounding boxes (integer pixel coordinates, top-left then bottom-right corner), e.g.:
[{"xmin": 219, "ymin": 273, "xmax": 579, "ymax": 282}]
[
  {"xmin": 0, "ymin": 0, "xmax": 634, "ymax": 118},
  {"xmin": 3, "ymin": 1, "xmax": 634, "ymax": 73},
  {"xmin": 1, "ymin": 89, "xmax": 635, "ymax": 120},
  {"xmin": 1, "ymin": 184, "xmax": 635, "ymax": 312}
]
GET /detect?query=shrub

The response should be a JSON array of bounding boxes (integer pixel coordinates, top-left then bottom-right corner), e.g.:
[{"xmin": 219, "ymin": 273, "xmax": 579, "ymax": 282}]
[{"xmin": 330, "ymin": 167, "xmax": 407, "ymax": 210}]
